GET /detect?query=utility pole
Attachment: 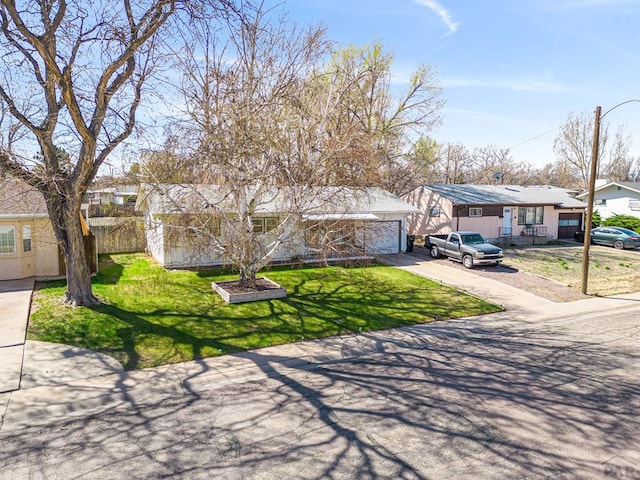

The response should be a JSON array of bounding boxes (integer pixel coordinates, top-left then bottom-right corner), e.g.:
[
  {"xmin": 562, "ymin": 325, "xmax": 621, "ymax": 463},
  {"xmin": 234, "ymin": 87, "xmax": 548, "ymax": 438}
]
[
  {"xmin": 581, "ymin": 106, "xmax": 601, "ymax": 295},
  {"xmin": 580, "ymin": 99, "xmax": 639, "ymax": 295}
]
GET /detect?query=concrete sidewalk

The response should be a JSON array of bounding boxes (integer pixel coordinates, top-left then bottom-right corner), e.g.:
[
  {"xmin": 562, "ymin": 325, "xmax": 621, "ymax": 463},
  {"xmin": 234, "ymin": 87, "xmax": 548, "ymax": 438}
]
[
  {"xmin": 0, "ymin": 277, "xmax": 34, "ymax": 394},
  {"xmin": 2, "ymin": 257, "xmax": 640, "ymax": 433}
]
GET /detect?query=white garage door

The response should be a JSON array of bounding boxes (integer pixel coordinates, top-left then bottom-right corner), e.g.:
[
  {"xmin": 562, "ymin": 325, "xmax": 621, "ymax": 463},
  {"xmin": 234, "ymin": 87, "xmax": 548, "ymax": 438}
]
[{"xmin": 366, "ymin": 221, "xmax": 401, "ymax": 254}]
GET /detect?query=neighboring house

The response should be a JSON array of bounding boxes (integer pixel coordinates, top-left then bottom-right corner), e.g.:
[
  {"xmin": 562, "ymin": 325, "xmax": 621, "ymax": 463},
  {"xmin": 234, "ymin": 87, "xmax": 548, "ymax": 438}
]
[
  {"xmin": 576, "ymin": 180, "xmax": 640, "ymax": 220},
  {"xmin": 84, "ymin": 184, "xmax": 139, "ymax": 206},
  {"xmin": 404, "ymin": 184, "xmax": 587, "ymax": 242},
  {"xmin": 0, "ymin": 178, "xmax": 60, "ymax": 281},
  {"xmin": 0, "ymin": 177, "xmax": 98, "ymax": 281},
  {"xmin": 136, "ymin": 184, "xmax": 419, "ymax": 269}
]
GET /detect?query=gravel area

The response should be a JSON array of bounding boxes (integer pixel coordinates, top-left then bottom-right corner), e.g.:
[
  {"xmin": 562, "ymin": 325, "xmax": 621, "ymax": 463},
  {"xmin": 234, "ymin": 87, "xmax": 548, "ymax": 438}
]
[{"xmin": 406, "ymin": 247, "xmax": 587, "ymax": 302}]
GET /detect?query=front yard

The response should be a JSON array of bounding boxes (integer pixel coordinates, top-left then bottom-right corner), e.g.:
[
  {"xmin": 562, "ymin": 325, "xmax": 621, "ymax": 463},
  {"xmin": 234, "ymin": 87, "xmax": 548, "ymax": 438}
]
[
  {"xmin": 502, "ymin": 244, "xmax": 640, "ymax": 296},
  {"xmin": 29, "ymin": 254, "xmax": 501, "ymax": 370}
]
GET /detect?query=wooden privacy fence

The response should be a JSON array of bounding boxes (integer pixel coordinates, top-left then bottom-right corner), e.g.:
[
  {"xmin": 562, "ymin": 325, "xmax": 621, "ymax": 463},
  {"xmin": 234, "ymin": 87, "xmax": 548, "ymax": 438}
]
[{"xmin": 87, "ymin": 217, "xmax": 146, "ymax": 254}]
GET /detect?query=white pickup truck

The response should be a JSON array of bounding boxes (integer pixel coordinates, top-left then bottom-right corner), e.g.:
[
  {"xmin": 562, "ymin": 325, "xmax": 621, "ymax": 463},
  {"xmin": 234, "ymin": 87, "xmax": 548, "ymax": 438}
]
[{"xmin": 426, "ymin": 231, "xmax": 504, "ymax": 268}]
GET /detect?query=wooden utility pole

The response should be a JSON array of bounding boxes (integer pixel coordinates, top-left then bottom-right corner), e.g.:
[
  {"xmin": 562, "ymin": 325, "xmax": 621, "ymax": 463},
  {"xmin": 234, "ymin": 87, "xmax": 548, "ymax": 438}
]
[{"xmin": 581, "ymin": 106, "xmax": 601, "ymax": 295}]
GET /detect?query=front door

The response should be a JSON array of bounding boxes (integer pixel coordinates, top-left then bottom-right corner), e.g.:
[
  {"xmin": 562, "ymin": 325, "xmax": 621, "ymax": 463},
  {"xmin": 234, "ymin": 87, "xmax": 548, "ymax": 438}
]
[{"xmin": 502, "ymin": 207, "xmax": 513, "ymax": 236}]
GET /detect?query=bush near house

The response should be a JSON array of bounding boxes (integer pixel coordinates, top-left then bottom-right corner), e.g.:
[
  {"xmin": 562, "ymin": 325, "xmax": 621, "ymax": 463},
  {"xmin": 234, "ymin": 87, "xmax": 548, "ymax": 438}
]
[
  {"xmin": 601, "ymin": 214, "xmax": 640, "ymax": 232},
  {"xmin": 28, "ymin": 254, "xmax": 501, "ymax": 370}
]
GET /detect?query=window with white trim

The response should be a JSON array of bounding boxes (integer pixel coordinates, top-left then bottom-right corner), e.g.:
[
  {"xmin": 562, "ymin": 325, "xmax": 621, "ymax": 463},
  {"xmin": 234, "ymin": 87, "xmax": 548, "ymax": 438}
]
[
  {"xmin": 469, "ymin": 207, "xmax": 483, "ymax": 217},
  {"xmin": 0, "ymin": 226, "xmax": 16, "ymax": 254},
  {"xmin": 629, "ymin": 200, "xmax": 640, "ymax": 211},
  {"xmin": 517, "ymin": 206, "xmax": 544, "ymax": 225},
  {"xmin": 22, "ymin": 225, "xmax": 32, "ymax": 252},
  {"xmin": 428, "ymin": 207, "xmax": 440, "ymax": 217}
]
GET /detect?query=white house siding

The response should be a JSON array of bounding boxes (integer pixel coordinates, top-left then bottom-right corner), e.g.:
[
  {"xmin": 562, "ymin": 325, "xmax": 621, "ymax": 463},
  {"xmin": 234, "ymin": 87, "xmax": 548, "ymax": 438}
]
[
  {"xmin": 594, "ymin": 187, "xmax": 640, "ymax": 219},
  {"xmin": 144, "ymin": 217, "xmax": 166, "ymax": 267},
  {"xmin": 147, "ymin": 216, "xmax": 409, "ymax": 269}
]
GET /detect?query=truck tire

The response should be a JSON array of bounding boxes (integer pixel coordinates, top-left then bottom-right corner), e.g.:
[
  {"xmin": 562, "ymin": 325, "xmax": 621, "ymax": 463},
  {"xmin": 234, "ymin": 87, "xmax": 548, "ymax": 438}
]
[
  {"xmin": 462, "ymin": 255, "xmax": 474, "ymax": 269},
  {"xmin": 430, "ymin": 245, "xmax": 440, "ymax": 258}
]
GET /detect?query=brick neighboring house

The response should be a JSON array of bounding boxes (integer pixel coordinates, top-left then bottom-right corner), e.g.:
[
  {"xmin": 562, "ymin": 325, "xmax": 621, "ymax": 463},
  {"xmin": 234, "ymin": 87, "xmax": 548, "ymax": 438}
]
[
  {"xmin": 404, "ymin": 184, "xmax": 587, "ymax": 243},
  {"xmin": 0, "ymin": 177, "xmax": 97, "ymax": 281}
]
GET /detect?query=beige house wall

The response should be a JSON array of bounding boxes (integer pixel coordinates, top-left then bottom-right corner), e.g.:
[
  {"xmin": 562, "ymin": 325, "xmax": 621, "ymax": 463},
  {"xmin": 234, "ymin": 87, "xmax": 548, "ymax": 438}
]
[
  {"xmin": 455, "ymin": 216, "xmax": 504, "ymax": 239},
  {"xmin": 404, "ymin": 188, "xmax": 453, "ymax": 237},
  {"xmin": 0, "ymin": 217, "xmax": 60, "ymax": 281}
]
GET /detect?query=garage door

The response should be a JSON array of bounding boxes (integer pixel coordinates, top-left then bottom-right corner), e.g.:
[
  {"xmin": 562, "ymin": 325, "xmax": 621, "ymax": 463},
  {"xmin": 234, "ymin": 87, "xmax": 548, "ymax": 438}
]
[
  {"xmin": 558, "ymin": 213, "xmax": 582, "ymax": 239},
  {"xmin": 366, "ymin": 221, "xmax": 401, "ymax": 254}
]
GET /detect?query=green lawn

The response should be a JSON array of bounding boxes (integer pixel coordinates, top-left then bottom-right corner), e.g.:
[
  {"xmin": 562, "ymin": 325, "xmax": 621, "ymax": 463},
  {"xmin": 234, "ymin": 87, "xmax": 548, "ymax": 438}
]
[{"xmin": 29, "ymin": 253, "xmax": 501, "ymax": 370}]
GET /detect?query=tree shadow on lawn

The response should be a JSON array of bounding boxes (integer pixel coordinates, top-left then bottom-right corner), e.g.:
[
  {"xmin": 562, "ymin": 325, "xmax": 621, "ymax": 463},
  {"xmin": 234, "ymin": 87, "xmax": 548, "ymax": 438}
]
[
  {"xmin": 88, "ymin": 303, "xmax": 240, "ymax": 370},
  {"xmin": 93, "ymin": 254, "xmax": 126, "ymax": 285},
  {"xmin": 86, "ymin": 270, "xmax": 497, "ymax": 371}
]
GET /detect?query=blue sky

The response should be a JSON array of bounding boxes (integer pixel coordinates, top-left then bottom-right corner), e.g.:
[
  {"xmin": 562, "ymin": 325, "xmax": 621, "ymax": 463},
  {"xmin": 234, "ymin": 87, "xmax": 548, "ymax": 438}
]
[{"xmin": 275, "ymin": 0, "xmax": 640, "ymax": 167}]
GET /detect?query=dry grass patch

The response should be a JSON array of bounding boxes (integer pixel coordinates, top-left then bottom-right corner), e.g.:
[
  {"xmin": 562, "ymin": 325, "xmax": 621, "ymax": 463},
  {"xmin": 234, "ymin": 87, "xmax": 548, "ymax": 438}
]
[{"xmin": 503, "ymin": 245, "xmax": 640, "ymax": 296}]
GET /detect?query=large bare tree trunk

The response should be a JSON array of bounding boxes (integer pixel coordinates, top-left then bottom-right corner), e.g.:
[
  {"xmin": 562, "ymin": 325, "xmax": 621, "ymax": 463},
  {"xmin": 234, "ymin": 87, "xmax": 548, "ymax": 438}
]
[{"xmin": 44, "ymin": 184, "xmax": 98, "ymax": 306}]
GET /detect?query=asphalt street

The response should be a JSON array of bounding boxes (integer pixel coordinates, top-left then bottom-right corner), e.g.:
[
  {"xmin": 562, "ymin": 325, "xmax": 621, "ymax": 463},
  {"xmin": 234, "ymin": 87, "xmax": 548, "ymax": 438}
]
[{"xmin": 1, "ymin": 304, "xmax": 639, "ymax": 480}]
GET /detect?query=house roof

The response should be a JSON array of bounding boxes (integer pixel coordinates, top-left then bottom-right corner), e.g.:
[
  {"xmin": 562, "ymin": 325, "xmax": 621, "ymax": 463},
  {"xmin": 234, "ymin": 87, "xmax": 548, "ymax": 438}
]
[
  {"xmin": 575, "ymin": 181, "xmax": 640, "ymax": 199},
  {"xmin": 0, "ymin": 177, "xmax": 49, "ymax": 217},
  {"xmin": 137, "ymin": 184, "xmax": 419, "ymax": 216},
  {"xmin": 422, "ymin": 184, "xmax": 586, "ymax": 208}
]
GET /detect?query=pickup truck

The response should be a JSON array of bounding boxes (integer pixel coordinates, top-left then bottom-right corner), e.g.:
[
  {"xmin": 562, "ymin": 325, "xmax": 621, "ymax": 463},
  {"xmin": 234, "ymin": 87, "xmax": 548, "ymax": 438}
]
[{"xmin": 426, "ymin": 231, "xmax": 504, "ymax": 268}]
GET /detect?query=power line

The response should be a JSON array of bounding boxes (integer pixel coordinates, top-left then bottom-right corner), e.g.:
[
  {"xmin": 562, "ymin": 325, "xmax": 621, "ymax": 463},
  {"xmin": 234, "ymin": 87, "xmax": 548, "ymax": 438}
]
[{"xmin": 506, "ymin": 126, "xmax": 562, "ymax": 151}]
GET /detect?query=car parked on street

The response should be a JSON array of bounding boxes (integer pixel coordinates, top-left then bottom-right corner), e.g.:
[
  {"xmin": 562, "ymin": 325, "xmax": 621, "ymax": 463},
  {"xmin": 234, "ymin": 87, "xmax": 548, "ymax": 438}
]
[{"xmin": 575, "ymin": 226, "xmax": 640, "ymax": 249}]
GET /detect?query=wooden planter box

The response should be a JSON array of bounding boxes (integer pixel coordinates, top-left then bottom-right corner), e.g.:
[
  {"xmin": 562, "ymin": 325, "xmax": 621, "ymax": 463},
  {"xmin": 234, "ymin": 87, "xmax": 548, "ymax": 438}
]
[{"xmin": 212, "ymin": 277, "xmax": 287, "ymax": 304}]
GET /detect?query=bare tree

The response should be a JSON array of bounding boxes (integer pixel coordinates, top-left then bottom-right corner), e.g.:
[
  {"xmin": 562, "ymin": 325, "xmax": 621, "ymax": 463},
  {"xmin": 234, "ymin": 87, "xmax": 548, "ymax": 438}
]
[
  {"xmin": 430, "ymin": 143, "xmax": 474, "ymax": 184},
  {"xmin": 552, "ymin": 111, "xmax": 634, "ymax": 190},
  {"xmin": 464, "ymin": 145, "xmax": 539, "ymax": 185},
  {"xmin": 600, "ymin": 129, "xmax": 636, "ymax": 181},
  {"xmin": 146, "ymin": 4, "xmax": 350, "ymax": 288},
  {"xmin": 321, "ymin": 42, "xmax": 443, "ymax": 192},
  {"xmin": 0, "ymin": 1, "xmax": 240, "ymax": 305}
]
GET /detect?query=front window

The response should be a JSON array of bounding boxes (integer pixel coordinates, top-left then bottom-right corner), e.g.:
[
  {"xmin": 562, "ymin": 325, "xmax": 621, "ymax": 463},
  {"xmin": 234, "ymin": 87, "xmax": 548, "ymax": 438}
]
[
  {"xmin": 0, "ymin": 226, "xmax": 16, "ymax": 254},
  {"xmin": 253, "ymin": 217, "xmax": 279, "ymax": 234},
  {"xmin": 429, "ymin": 207, "xmax": 440, "ymax": 217},
  {"xmin": 518, "ymin": 206, "xmax": 544, "ymax": 225},
  {"xmin": 469, "ymin": 207, "xmax": 482, "ymax": 217},
  {"xmin": 22, "ymin": 225, "xmax": 32, "ymax": 252}
]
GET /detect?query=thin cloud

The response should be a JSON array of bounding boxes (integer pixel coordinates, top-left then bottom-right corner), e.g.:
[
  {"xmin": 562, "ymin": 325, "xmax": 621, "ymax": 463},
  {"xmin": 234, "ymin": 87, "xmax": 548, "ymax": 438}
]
[
  {"xmin": 444, "ymin": 76, "xmax": 570, "ymax": 94},
  {"xmin": 414, "ymin": 0, "xmax": 460, "ymax": 34}
]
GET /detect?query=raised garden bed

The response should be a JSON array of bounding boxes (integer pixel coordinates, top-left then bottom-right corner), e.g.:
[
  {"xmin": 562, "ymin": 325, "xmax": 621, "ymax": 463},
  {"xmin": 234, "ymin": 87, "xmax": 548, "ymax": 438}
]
[{"xmin": 211, "ymin": 277, "xmax": 287, "ymax": 304}]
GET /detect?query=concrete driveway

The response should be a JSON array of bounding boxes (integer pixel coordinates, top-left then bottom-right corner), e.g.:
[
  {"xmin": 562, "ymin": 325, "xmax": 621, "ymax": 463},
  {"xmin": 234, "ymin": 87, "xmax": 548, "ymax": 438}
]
[{"xmin": 0, "ymin": 278, "xmax": 34, "ymax": 393}]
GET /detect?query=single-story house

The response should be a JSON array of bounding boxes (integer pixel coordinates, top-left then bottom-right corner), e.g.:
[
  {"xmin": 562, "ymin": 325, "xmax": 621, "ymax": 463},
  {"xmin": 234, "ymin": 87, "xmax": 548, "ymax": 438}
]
[
  {"xmin": 0, "ymin": 177, "xmax": 98, "ymax": 281},
  {"xmin": 136, "ymin": 184, "xmax": 419, "ymax": 269},
  {"xmin": 0, "ymin": 178, "xmax": 61, "ymax": 281},
  {"xmin": 576, "ymin": 180, "xmax": 640, "ymax": 220},
  {"xmin": 404, "ymin": 184, "xmax": 587, "ymax": 242}
]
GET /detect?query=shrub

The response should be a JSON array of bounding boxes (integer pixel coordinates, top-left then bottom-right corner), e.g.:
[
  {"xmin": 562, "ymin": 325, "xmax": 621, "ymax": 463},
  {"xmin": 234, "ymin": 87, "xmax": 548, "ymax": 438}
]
[{"xmin": 602, "ymin": 214, "xmax": 640, "ymax": 232}]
